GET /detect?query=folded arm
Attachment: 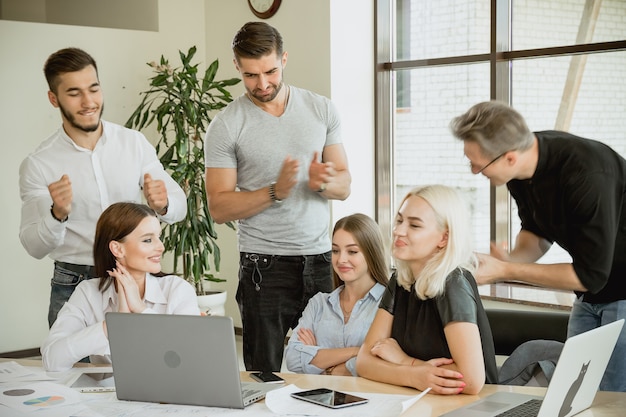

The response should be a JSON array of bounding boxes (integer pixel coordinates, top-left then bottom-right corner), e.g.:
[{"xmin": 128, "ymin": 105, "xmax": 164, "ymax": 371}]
[{"xmin": 356, "ymin": 309, "xmax": 465, "ymax": 395}]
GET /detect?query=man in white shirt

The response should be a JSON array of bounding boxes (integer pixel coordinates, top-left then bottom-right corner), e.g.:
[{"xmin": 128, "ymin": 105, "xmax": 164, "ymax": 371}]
[{"xmin": 19, "ymin": 47, "xmax": 186, "ymax": 327}]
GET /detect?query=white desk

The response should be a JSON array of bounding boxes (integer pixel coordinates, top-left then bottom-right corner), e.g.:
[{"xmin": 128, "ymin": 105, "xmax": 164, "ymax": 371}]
[
  {"xmin": 3, "ymin": 359, "xmax": 626, "ymax": 416},
  {"xmin": 266, "ymin": 372, "xmax": 626, "ymax": 416}
]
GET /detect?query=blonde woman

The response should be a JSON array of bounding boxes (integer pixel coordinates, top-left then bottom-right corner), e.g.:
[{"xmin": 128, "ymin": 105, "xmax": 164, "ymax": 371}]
[{"xmin": 356, "ymin": 185, "xmax": 497, "ymax": 394}]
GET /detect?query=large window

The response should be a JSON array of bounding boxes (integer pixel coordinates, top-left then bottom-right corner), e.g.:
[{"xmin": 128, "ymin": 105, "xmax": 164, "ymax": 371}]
[{"xmin": 376, "ymin": 0, "xmax": 626, "ymax": 308}]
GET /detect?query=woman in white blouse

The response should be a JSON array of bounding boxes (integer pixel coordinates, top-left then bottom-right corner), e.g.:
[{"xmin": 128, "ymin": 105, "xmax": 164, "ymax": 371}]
[
  {"xmin": 285, "ymin": 213, "xmax": 389, "ymax": 376},
  {"xmin": 41, "ymin": 202, "xmax": 199, "ymax": 371}
]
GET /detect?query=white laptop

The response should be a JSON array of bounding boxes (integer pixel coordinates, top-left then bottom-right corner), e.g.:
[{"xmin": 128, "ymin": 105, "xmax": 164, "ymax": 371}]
[
  {"xmin": 442, "ymin": 319, "xmax": 624, "ymax": 417},
  {"xmin": 105, "ymin": 312, "xmax": 280, "ymax": 409}
]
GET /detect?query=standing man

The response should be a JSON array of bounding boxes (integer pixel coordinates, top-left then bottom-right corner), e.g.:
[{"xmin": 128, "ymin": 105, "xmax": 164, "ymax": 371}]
[
  {"xmin": 204, "ymin": 22, "xmax": 351, "ymax": 372},
  {"xmin": 19, "ymin": 47, "xmax": 186, "ymax": 327},
  {"xmin": 450, "ymin": 100, "xmax": 626, "ymax": 392}
]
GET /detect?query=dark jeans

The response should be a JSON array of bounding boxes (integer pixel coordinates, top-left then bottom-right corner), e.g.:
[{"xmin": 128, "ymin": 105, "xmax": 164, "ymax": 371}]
[
  {"xmin": 49, "ymin": 262, "xmax": 97, "ymax": 328},
  {"xmin": 237, "ymin": 251, "xmax": 332, "ymax": 372}
]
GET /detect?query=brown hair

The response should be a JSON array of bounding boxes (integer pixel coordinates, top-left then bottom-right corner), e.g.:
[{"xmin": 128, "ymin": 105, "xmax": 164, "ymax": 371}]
[
  {"xmin": 44, "ymin": 47, "xmax": 98, "ymax": 94},
  {"xmin": 94, "ymin": 202, "xmax": 161, "ymax": 292},
  {"xmin": 232, "ymin": 21, "xmax": 283, "ymax": 64},
  {"xmin": 332, "ymin": 213, "xmax": 389, "ymax": 289}
]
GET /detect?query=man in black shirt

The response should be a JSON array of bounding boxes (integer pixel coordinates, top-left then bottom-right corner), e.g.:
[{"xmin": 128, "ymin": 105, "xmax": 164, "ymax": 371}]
[{"xmin": 450, "ymin": 100, "xmax": 626, "ymax": 392}]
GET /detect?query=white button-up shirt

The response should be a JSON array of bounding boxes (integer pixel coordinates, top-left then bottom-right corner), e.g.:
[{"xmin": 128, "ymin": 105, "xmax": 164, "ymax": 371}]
[
  {"xmin": 41, "ymin": 273, "xmax": 200, "ymax": 371},
  {"xmin": 19, "ymin": 120, "xmax": 186, "ymax": 265}
]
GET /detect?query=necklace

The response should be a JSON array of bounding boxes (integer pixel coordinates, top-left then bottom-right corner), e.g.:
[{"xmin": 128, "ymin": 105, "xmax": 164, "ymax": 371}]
[{"xmin": 340, "ymin": 296, "xmax": 353, "ymax": 322}]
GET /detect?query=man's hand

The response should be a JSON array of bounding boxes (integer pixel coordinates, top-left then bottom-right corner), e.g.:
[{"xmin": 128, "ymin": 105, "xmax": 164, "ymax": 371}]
[
  {"xmin": 308, "ymin": 151, "xmax": 336, "ymax": 192},
  {"xmin": 490, "ymin": 241, "xmax": 511, "ymax": 261},
  {"xmin": 475, "ymin": 252, "xmax": 505, "ymax": 285},
  {"xmin": 273, "ymin": 156, "xmax": 299, "ymax": 200},
  {"xmin": 143, "ymin": 173, "xmax": 168, "ymax": 214},
  {"xmin": 48, "ymin": 174, "xmax": 73, "ymax": 220}
]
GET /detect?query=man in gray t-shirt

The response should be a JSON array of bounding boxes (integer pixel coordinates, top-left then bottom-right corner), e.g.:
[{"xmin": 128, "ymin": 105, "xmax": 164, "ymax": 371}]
[{"xmin": 204, "ymin": 22, "xmax": 351, "ymax": 372}]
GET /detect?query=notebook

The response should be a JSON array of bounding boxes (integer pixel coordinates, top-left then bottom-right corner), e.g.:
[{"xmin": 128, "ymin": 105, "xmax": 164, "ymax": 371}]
[
  {"xmin": 442, "ymin": 319, "xmax": 624, "ymax": 417},
  {"xmin": 105, "ymin": 312, "xmax": 280, "ymax": 409}
]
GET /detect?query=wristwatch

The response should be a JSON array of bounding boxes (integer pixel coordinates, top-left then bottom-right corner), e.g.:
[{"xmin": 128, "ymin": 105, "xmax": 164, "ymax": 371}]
[{"xmin": 269, "ymin": 182, "xmax": 282, "ymax": 203}]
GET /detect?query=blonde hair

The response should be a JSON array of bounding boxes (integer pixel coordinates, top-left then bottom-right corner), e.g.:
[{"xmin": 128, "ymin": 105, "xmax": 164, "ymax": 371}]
[{"xmin": 394, "ymin": 185, "xmax": 477, "ymax": 299}]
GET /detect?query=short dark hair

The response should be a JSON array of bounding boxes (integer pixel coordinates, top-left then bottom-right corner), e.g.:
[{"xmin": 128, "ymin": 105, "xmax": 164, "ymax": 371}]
[
  {"xmin": 44, "ymin": 47, "xmax": 98, "ymax": 94},
  {"xmin": 94, "ymin": 202, "xmax": 158, "ymax": 292},
  {"xmin": 232, "ymin": 21, "xmax": 283, "ymax": 63}
]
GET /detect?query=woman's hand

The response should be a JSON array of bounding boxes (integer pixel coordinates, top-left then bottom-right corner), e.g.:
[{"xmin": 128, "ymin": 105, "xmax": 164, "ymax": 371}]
[
  {"xmin": 297, "ymin": 328, "xmax": 317, "ymax": 346},
  {"xmin": 370, "ymin": 338, "xmax": 412, "ymax": 365},
  {"xmin": 109, "ymin": 261, "xmax": 146, "ymax": 313},
  {"xmin": 410, "ymin": 358, "xmax": 466, "ymax": 395}
]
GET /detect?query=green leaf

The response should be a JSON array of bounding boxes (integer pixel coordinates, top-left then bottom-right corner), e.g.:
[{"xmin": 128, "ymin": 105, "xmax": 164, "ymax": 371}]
[{"xmin": 126, "ymin": 46, "xmax": 240, "ymax": 294}]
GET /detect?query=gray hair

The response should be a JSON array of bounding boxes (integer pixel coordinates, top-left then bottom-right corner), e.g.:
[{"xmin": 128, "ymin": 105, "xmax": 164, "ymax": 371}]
[{"xmin": 450, "ymin": 101, "xmax": 534, "ymax": 158}]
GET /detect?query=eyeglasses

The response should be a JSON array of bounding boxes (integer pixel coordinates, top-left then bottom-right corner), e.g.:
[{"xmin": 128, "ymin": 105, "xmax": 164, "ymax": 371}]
[{"xmin": 472, "ymin": 152, "xmax": 506, "ymax": 174}]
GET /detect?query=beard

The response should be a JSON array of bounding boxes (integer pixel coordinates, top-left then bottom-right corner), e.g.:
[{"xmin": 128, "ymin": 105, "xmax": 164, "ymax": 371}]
[
  {"xmin": 248, "ymin": 80, "xmax": 284, "ymax": 103},
  {"xmin": 59, "ymin": 103, "xmax": 103, "ymax": 133}
]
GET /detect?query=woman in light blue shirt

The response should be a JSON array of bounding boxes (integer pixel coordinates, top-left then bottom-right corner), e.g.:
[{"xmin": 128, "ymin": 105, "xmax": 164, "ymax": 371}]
[{"xmin": 285, "ymin": 213, "xmax": 389, "ymax": 376}]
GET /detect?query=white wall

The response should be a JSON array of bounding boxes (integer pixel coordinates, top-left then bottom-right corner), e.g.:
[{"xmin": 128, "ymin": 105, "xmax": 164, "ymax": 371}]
[
  {"xmin": 0, "ymin": 0, "xmax": 376, "ymax": 352},
  {"xmin": 202, "ymin": 0, "xmax": 375, "ymax": 328}
]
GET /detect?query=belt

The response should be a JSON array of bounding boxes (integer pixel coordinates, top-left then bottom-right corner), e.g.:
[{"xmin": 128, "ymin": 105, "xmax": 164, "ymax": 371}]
[{"xmin": 54, "ymin": 261, "xmax": 97, "ymax": 278}]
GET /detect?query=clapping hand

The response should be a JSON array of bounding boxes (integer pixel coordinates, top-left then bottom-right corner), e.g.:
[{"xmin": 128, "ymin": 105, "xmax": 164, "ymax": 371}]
[
  {"xmin": 273, "ymin": 156, "xmax": 300, "ymax": 201},
  {"xmin": 109, "ymin": 261, "xmax": 146, "ymax": 313},
  {"xmin": 308, "ymin": 151, "xmax": 335, "ymax": 192}
]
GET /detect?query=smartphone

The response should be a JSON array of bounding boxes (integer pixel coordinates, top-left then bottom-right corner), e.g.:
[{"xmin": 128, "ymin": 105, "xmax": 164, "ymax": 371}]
[
  {"xmin": 290, "ymin": 388, "xmax": 369, "ymax": 409},
  {"xmin": 249, "ymin": 371, "xmax": 285, "ymax": 384}
]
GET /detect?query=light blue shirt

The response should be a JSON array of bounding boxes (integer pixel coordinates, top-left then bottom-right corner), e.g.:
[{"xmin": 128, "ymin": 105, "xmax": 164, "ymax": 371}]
[{"xmin": 285, "ymin": 283, "xmax": 385, "ymax": 376}]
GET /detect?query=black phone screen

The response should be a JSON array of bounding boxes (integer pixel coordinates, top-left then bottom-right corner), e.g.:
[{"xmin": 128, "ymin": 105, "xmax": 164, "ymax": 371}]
[
  {"xmin": 290, "ymin": 388, "xmax": 369, "ymax": 408},
  {"xmin": 250, "ymin": 371, "xmax": 285, "ymax": 383}
]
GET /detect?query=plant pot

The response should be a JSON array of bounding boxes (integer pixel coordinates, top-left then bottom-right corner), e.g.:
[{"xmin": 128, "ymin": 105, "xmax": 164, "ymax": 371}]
[{"xmin": 197, "ymin": 290, "xmax": 227, "ymax": 316}]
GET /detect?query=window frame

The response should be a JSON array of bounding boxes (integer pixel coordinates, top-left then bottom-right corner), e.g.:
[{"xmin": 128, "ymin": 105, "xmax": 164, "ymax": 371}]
[{"xmin": 375, "ymin": 0, "xmax": 626, "ymax": 307}]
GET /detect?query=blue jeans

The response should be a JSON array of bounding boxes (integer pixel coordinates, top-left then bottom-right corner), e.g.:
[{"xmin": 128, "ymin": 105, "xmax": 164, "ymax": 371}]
[
  {"xmin": 49, "ymin": 262, "xmax": 97, "ymax": 328},
  {"xmin": 568, "ymin": 296, "xmax": 626, "ymax": 392},
  {"xmin": 237, "ymin": 251, "xmax": 332, "ymax": 372}
]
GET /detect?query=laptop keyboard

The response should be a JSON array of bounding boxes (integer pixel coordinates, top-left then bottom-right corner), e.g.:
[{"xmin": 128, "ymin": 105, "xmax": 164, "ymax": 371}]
[{"xmin": 496, "ymin": 399, "xmax": 543, "ymax": 417}]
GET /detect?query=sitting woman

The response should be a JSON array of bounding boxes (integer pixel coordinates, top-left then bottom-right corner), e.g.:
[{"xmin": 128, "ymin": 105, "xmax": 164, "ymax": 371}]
[
  {"xmin": 41, "ymin": 202, "xmax": 199, "ymax": 371},
  {"xmin": 356, "ymin": 185, "xmax": 497, "ymax": 394},
  {"xmin": 285, "ymin": 213, "xmax": 389, "ymax": 376}
]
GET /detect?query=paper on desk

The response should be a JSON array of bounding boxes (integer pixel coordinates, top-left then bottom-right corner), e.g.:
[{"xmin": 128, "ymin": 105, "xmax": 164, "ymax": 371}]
[
  {"xmin": 265, "ymin": 384, "xmax": 430, "ymax": 417},
  {"xmin": 0, "ymin": 381, "xmax": 82, "ymax": 413},
  {"xmin": 0, "ymin": 361, "xmax": 54, "ymax": 383}
]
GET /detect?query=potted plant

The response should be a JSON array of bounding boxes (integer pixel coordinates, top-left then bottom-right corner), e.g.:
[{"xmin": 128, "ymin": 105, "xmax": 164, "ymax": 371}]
[{"xmin": 126, "ymin": 46, "xmax": 241, "ymax": 314}]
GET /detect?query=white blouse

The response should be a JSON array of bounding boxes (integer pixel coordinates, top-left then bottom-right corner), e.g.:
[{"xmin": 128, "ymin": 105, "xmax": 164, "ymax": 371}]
[{"xmin": 41, "ymin": 274, "xmax": 200, "ymax": 371}]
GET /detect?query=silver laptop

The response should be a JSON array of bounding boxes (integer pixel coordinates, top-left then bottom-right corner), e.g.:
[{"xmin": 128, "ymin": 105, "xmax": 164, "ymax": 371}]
[
  {"xmin": 105, "ymin": 312, "xmax": 279, "ymax": 409},
  {"xmin": 442, "ymin": 319, "xmax": 624, "ymax": 417}
]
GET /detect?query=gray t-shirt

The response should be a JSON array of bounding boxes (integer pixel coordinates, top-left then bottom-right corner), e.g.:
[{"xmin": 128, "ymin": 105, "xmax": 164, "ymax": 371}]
[{"xmin": 204, "ymin": 86, "xmax": 342, "ymax": 255}]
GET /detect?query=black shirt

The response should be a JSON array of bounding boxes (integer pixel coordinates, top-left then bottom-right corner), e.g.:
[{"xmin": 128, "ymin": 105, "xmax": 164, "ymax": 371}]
[
  {"xmin": 379, "ymin": 269, "xmax": 498, "ymax": 384},
  {"xmin": 508, "ymin": 131, "xmax": 626, "ymax": 303}
]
